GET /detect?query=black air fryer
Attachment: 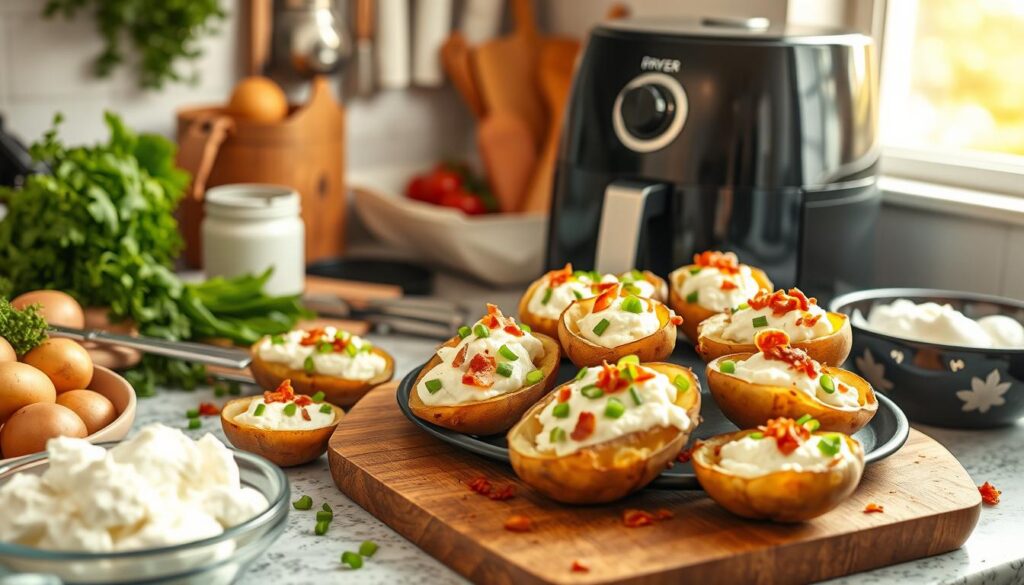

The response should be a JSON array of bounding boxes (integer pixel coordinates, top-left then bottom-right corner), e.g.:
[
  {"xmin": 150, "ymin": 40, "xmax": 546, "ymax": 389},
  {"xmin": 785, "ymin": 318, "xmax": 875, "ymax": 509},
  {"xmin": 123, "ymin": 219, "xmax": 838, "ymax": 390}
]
[{"xmin": 547, "ymin": 17, "xmax": 880, "ymax": 300}]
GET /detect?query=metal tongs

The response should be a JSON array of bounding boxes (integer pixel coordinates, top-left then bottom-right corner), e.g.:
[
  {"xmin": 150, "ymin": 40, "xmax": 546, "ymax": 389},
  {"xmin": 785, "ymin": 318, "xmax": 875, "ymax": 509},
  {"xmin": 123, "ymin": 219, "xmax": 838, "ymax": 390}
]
[{"xmin": 49, "ymin": 325, "xmax": 252, "ymax": 369}]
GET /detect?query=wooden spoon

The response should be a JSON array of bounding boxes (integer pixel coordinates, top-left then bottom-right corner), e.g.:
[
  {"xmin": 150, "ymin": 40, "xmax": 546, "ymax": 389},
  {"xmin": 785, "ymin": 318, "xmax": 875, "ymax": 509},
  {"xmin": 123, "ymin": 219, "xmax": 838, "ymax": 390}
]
[
  {"xmin": 441, "ymin": 32, "xmax": 486, "ymax": 119},
  {"xmin": 478, "ymin": 113, "xmax": 537, "ymax": 212}
]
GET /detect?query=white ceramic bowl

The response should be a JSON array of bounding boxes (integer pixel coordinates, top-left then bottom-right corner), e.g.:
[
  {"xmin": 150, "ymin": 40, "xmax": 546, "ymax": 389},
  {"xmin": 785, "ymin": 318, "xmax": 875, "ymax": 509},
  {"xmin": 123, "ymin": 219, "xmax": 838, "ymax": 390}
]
[{"xmin": 351, "ymin": 169, "xmax": 547, "ymax": 286}]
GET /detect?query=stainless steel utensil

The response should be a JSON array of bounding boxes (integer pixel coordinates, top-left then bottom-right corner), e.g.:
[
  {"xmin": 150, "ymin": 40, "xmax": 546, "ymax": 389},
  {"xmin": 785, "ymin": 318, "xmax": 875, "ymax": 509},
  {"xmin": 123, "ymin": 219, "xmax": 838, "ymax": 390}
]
[
  {"xmin": 49, "ymin": 325, "xmax": 252, "ymax": 370},
  {"xmin": 271, "ymin": 0, "xmax": 352, "ymax": 80},
  {"xmin": 303, "ymin": 295, "xmax": 466, "ymax": 339}
]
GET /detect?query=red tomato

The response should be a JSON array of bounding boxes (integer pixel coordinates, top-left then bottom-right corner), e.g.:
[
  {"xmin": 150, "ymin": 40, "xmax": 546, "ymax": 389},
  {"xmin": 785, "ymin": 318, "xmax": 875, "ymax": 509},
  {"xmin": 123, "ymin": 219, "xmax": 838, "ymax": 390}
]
[
  {"xmin": 406, "ymin": 175, "xmax": 433, "ymax": 202},
  {"xmin": 440, "ymin": 190, "xmax": 487, "ymax": 215},
  {"xmin": 426, "ymin": 169, "xmax": 462, "ymax": 198}
]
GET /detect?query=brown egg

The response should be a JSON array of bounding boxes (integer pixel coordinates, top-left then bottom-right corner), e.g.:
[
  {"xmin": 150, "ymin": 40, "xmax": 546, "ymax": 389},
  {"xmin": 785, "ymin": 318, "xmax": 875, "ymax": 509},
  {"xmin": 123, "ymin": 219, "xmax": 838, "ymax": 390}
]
[
  {"xmin": 56, "ymin": 390, "xmax": 117, "ymax": 434},
  {"xmin": 0, "ymin": 337, "xmax": 16, "ymax": 363},
  {"xmin": 227, "ymin": 76, "xmax": 289, "ymax": 123},
  {"xmin": 21, "ymin": 338, "xmax": 94, "ymax": 393},
  {"xmin": 0, "ymin": 402, "xmax": 87, "ymax": 458},
  {"xmin": 11, "ymin": 290, "xmax": 85, "ymax": 328},
  {"xmin": 0, "ymin": 361, "xmax": 56, "ymax": 423}
]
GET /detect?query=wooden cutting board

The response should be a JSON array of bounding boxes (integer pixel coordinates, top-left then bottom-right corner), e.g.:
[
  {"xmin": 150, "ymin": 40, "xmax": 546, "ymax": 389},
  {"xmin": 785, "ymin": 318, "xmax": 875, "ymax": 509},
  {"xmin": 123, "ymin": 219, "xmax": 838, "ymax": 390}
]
[{"xmin": 329, "ymin": 384, "xmax": 982, "ymax": 585}]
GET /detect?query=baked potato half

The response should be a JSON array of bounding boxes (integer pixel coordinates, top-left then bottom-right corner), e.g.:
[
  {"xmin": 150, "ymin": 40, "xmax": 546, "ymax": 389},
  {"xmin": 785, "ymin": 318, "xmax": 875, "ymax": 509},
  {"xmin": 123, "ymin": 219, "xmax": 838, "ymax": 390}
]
[
  {"xmin": 558, "ymin": 296, "xmax": 678, "ymax": 367},
  {"xmin": 408, "ymin": 332, "xmax": 561, "ymax": 436},
  {"xmin": 697, "ymin": 311, "xmax": 852, "ymax": 366},
  {"xmin": 706, "ymin": 353, "xmax": 878, "ymax": 434},
  {"xmin": 692, "ymin": 429, "xmax": 865, "ymax": 522},
  {"xmin": 220, "ymin": 396, "xmax": 344, "ymax": 467},
  {"xmin": 508, "ymin": 362, "xmax": 701, "ymax": 504},
  {"xmin": 669, "ymin": 264, "xmax": 773, "ymax": 342},
  {"xmin": 249, "ymin": 345, "xmax": 394, "ymax": 409}
]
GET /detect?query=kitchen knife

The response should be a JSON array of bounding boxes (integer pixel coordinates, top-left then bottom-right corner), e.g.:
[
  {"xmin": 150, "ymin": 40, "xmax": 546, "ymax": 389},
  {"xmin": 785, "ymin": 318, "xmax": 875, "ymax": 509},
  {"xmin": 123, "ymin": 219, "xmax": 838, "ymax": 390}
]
[{"xmin": 49, "ymin": 325, "xmax": 253, "ymax": 370}]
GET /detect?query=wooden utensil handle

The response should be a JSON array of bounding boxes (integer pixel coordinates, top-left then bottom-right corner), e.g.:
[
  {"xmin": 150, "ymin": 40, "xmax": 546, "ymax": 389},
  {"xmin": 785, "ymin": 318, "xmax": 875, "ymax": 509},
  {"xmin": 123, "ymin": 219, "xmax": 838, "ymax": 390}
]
[
  {"xmin": 175, "ymin": 114, "xmax": 234, "ymax": 201},
  {"xmin": 356, "ymin": 0, "xmax": 374, "ymax": 41},
  {"xmin": 511, "ymin": 0, "xmax": 537, "ymax": 38}
]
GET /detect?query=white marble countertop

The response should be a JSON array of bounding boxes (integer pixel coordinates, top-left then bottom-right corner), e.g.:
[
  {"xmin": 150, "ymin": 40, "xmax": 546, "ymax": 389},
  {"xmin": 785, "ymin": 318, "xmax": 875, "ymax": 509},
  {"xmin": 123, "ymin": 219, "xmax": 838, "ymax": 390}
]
[{"xmin": 133, "ymin": 277, "xmax": 1022, "ymax": 585}]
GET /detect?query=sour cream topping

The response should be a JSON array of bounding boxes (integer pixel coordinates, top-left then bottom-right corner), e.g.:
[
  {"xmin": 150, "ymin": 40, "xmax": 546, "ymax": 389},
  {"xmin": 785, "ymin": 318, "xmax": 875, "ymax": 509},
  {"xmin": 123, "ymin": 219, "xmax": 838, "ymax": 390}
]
[
  {"xmin": 417, "ymin": 307, "xmax": 544, "ymax": 406},
  {"xmin": 724, "ymin": 353, "xmax": 861, "ymax": 409},
  {"xmin": 234, "ymin": 381, "xmax": 336, "ymax": 430},
  {"xmin": 0, "ymin": 424, "xmax": 267, "ymax": 552},
  {"xmin": 527, "ymin": 266, "xmax": 663, "ymax": 320},
  {"xmin": 257, "ymin": 326, "xmax": 386, "ymax": 380},
  {"xmin": 858, "ymin": 299, "xmax": 1024, "ymax": 349},
  {"xmin": 576, "ymin": 293, "xmax": 660, "ymax": 348},
  {"xmin": 534, "ymin": 363, "xmax": 693, "ymax": 457},
  {"xmin": 718, "ymin": 432, "xmax": 854, "ymax": 478},
  {"xmin": 701, "ymin": 303, "xmax": 833, "ymax": 344}
]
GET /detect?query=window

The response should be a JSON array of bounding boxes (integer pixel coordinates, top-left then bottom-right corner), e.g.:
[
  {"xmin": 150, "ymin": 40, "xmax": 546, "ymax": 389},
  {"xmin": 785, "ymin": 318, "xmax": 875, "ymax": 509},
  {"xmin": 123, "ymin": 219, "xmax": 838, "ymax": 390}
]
[{"xmin": 879, "ymin": 0, "xmax": 1024, "ymax": 196}]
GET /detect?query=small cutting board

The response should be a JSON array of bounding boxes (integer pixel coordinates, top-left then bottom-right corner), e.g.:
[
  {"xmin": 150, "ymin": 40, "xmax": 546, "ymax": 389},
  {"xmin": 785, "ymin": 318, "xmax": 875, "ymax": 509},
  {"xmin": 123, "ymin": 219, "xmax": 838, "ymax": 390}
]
[{"xmin": 329, "ymin": 385, "xmax": 981, "ymax": 585}]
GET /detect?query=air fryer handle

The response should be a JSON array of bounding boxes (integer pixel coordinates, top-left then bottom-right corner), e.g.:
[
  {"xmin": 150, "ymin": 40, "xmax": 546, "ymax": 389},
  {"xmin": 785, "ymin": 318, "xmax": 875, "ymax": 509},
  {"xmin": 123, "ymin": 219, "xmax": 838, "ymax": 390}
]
[{"xmin": 594, "ymin": 180, "xmax": 668, "ymax": 275}]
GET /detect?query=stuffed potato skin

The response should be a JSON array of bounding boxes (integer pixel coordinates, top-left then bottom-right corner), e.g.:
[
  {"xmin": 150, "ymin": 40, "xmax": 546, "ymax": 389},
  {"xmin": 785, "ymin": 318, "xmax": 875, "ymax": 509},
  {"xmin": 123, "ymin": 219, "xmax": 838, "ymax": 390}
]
[
  {"xmin": 249, "ymin": 345, "xmax": 394, "ymax": 409},
  {"xmin": 557, "ymin": 297, "xmax": 678, "ymax": 367},
  {"xmin": 697, "ymin": 312, "xmax": 853, "ymax": 366},
  {"xmin": 691, "ymin": 429, "xmax": 865, "ymax": 522},
  {"xmin": 220, "ymin": 397, "xmax": 344, "ymax": 467},
  {"xmin": 507, "ymin": 363, "xmax": 701, "ymax": 504},
  {"xmin": 669, "ymin": 265, "xmax": 773, "ymax": 342},
  {"xmin": 408, "ymin": 333, "xmax": 561, "ymax": 436},
  {"xmin": 706, "ymin": 353, "xmax": 878, "ymax": 434}
]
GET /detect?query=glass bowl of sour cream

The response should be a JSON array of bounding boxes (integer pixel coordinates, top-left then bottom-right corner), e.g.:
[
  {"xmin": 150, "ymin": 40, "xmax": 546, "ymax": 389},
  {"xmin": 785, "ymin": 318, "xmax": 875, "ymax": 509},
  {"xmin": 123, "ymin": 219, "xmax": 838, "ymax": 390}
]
[
  {"xmin": 832, "ymin": 288, "xmax": 1024, "ymax": 428},
  {"xmin": 0, "ymin": 441, "xmax": 289, "ymax": 584}
]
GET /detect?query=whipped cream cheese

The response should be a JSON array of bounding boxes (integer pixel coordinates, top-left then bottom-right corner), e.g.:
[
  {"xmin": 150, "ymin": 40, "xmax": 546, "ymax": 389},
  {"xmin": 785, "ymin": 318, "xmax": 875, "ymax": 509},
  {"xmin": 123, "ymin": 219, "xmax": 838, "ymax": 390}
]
[
  {"xmin": 725, "ymin": 353, "xmax": 861, "ymax": 409},
  {"xmin": 0, "ymin": 424, "xmax": 268, "ymax": 552},
  {"xmin": 534, "ymin": 364, "xmax": 692, "ymax": 457},
  {"xmin": 417, "ymin": 311, "xmax": 544, "ymax": 406},
  {"xmin": 718, "ymin": 432, "xmax": 854, "ymax": 478},
  {"xmin": 673, "ymin": 265, "xmax": 761, "ymax": 312},
  {"xmin": 257, "ymin": 326, "xmax": 386, "ymax": 380},
  {"xmin": 860, "ymin": 299, "xmax": 1024, "ymax": 348},
  {"xmin": 576, "ymin": 296, "xmax": 660, "ymax": 348}
]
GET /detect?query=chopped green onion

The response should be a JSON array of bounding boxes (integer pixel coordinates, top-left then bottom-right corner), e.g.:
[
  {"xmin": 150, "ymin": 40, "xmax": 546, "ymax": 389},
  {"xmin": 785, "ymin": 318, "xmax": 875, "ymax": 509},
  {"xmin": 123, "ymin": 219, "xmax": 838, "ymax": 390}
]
[
  {"xmin": 315, "ymin": 520, "xmax": 330, "ymax": 536},
  {"xmin": 214, "ymin": 384, "xmax": 227, "ymax": 398},
  {"xmin": 283, "ymin": 403, "xmax": 297, "ymax": 416},
  {"xmin": 318, "ymin": 341, "xmax": 334, "ymax": 353},
  {"xmin": 817, "ymin": 435, "xmax": 841, "ymax": 457},
  {"xmin": 312, "ymin": 391, "xmax": 326, "ymax": 403},
  {"xmin": 458, "ymin": 325, "xmax": 472, "ymax": 339},
  {"xmin": 496, "ymin": 363, "xmax": 513, "ymax": 377},
  {"xmin": 629, "ymin": 386, "xmax": 643, "ymax": 406},
  {"xmin": 592, "ymin": 318, "xmax": 610, "ymax": 336},
  {"xmin": 737, "ymin": 302, "xmax": 749, "ymax": 311},
  {"xmin": 316, "ymin": 510, "xmax": 333, "ymax": 522},
  {"xmin": 552, "ymin": 402, "xmax": 570, "ymax": 418},
  {"xmin": 319, "ymin": 404, "xmax": 333, "ymax": 414},
  {"xmin": 271, "ymin": 334, "xmax": 285, "ymax": 345},
  {"xmin": 345, "ymin": 343, "xmax": 358, "ymax": 357},
  {"xmin": 549, "ymin": 427, "xmax": 567, "ymax": 443},
  {"xmin": 626, "ymin": 269, "xmax": 644, "ymax": 282},
  {"xmin": 322, "ymin": 502, "xmax": 332, "ymax": 513},
  {"xmin": 673, "ymin": 374, "xmax": 691, "ymax": 392},
  {"xmin": 341, "ymin": 551, "xmax": 363, "ymax": 569},
  {"xmin": 805, "ymin": 419, "xmax": 821, "ymax": 432},
  {"xmin": 292, "ymin": 495, "xmax": 313, "ymax": 510},
  {"xmin": 573, "ymin": 290, "xmax": 583, "ymax": 300},
  {"xmin": 188, "ymin": 418, "xmax": 201, "ymax": 430},
  {"xmin": 752, "ymin": 315, "xmax": 769, "ymax": 328},
  {"xmin": 498, "ymin": 344, "xmax": 519, "ymax": 361},
  {"xmin": 573, "ymin": 270, "xmax": 589, "ymax": 279},
  {"xmin": 335, "ymin": 330, "xmax": 349, "ymax": 341},
  {"xmin": 254, "ymin": 404, "xmax": 266, "ymax": 416},
  {"xmin": 541, "ymin": 287, "xmax": 553, "ymax": 305},
  {"xmin": 621, "ymin": 295, "xmax": 644, "ymax": 314},
  {"xmin": 624, "ymin": 283, "xmax": 642, "ymax": 296},
  {"xmin": 796, "ymin": 414, "xmax": 813, "ymax": 426},
  {"xmin": 720, "ymin": 360, "xmax": 736, "ymax": 374},
  {"xmin": 474, "ymin": 323, "xmax": 490, "ymax": 338},
  {"xmin": 519, "ymin": 323, "xmax": 532, "ymax": 333},
  {"xmin": 617, "ymin": 355, "xmax": 640, "ymax": 367},
  {"xmin": 425, "ymin": 379, "xmax": 443, "ymax": 393},
  {"xmin": 590, "ymin": 271, "xmax": 602, "ymax": 281},
  {"xmin": 820, "ymin": 375, "xmax": 835, "ymax": 394},
  {"xmin": 186, "ymin": 408, "xmax": 199, "ymax": 419},
  {"xmin": 621, "ymin": 364, "xmax": 636, "ymax": 381},
  {"xmin": 575, "ymin": 367, "xmax": 589, "ymax": 380},
  {"xmin": 359, "ymin": 540, "xmax": 379, "ymax": 558},
  {"xmin": 304, "ymin": 356, "xmax": 315, "ymax": 374},
  {"xmin": 581, "ymin": 385, "xmax": 604, "ymax": 399},
  {"xmin": 749, "ymin": 431, "xmax": 764, "ymax": 440},
  {"xmin": 686, "ymin": 291, "xmax": 699, "ymax": 303},
  {"xmin": 604, "ymin": 398, "xmax": 625, "ymax": 419},
  {"xmin": 689, "ymin": 267, "xmax": 702, "ymax": 275},
  {"xmin": 526, "ymin": 370, "xmax": 544, "ymax": 385}
]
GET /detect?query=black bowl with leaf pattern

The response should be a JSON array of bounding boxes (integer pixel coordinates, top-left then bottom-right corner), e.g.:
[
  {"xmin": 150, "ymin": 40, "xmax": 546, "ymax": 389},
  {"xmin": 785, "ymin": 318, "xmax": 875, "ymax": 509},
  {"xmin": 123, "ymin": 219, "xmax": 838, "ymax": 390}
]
[{"xmin": 831, "ymin": 288, "xmax": 1024, "ymax": 428}]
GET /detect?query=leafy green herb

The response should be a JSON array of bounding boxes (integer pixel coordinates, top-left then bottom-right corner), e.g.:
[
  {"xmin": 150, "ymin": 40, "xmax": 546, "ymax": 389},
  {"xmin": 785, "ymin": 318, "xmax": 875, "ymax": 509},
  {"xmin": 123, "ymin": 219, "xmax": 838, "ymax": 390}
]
[{"xmin": 0, "ymin": 298, "xmax": 48, "ymax": 355}]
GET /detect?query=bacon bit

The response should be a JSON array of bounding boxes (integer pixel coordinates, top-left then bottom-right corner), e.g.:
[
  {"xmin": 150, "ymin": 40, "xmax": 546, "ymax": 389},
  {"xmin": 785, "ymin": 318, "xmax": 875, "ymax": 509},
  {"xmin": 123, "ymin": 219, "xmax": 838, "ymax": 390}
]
[
  {"xmin": 301, "ymin": 407, "xmax": 311, "ymax": 421},
  {"xmin": 504, "ymin": 515, "xmax": 533, "ymax": 532},
  {"xmin": 838, "ymin": 383, "xmax": 850, "ymax": 394},
  {"xmin": 299, "ymin": 328, "xmax": 325, "ymax": 346},
  {"xmin": 197, "ymin": 402, "xmax": 220, "ymax": 416},
  {"xmin": 592, "ymin": 284, "xmax": 620, "ymax": 313},
  {"xmin": 759, "ymin": 417, "xmax": 811, "ymax": 455},
  {"xmin": 748, "ymin": 288, "xmax": 817, "ymax": 316},
  {"xmin": 863, "ymin": 502, "xmax": 885, "ymax": 514},
  {"xmin": 596, "ymin": 361, "xmax": 630, "ymax": 393},
  {"xmin": 294, "ymin": 394, "xmax": 313, "ymax": 407},
  {"xmin": 462, "ymin": 353, "xmax": 497, "ymax": 388},
  {"xmin": 452, "ymin": 344, "xmax": 469, "ymax": 368},
  {"xmin": 633, "ymin": 366, "xmax": 656, "ymax": 383},
  {"xmin": 558, "ymin": 387, "xmax": 572, "ymax": 402},
  {"xmin": 693, "ymin": 251, "xmax": 740, "ymax": 275},
  {"xmin": 676, "ymin": 446, "xmax": 694, "ymax": 464},
  {"xmin": 571, "ymin": 411, "xmax": 596, "ymax": 441},
  {"xmin": 467, "ymin": 477, "xmax": 492, "ymax": 496},
  {"xmin": 489, "ymin": 485, "xmax": 517, "ymax": 501},
  {"xmin": 654, "ymin": 508, "xmax": 674, "ymax": 520},
  {"xmin": 754, "ymin": 329, "xmax": 818, "ymax": 379},
  {"xmin": 504, "ymin": 324, "xmax": 525, "ymax": 337},
  {"xmin": 263, "ymin": 379, "xmax": 297, "ymax": 403},
  {"xmin": 720, "ymin": 280, "xmax": 738, "ymax": 291},
  {"xmin": 570, "ymin": 560, "xmax": 590, "ymax": 573},
  {"xmin": 591, "ymin": 281, "xmax": 618, "ymax": 294},
  {"xmin": 331, "ymin": 337, "xmax": 348, "ymax": 352},
  {"xmin": 670, "ymin": 314, "xmax": 684, "ymax": 326},
  {"xmin": 979, "ymin": 482, "xmax": 1001, "ymax": 505},
  {"xmin": 795, "ymin": 312, "xmax": 823, "ymax": 327},
  {"xmin": 547, "ymin": 263, "xmax": 574, "ymax": 287},
  {"xmin": 622, "ymin": 509, "xmax": 656, "ymax": 528}
]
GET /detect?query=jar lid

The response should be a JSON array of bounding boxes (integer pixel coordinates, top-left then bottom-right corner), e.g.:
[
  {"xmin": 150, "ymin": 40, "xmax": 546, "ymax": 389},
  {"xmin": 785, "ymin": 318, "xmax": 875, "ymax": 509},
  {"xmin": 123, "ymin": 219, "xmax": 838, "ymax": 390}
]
[{"xmin": 205, "ymin": 184, "xmax": 301, "ymax": 220}]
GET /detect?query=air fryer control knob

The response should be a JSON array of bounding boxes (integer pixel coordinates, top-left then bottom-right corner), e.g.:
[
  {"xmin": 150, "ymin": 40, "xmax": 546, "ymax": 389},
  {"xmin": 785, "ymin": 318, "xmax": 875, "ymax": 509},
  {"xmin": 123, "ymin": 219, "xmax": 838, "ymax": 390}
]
[{"xmin": 619, "ymin": 84, "xmax": 674, "ymax": 139}]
